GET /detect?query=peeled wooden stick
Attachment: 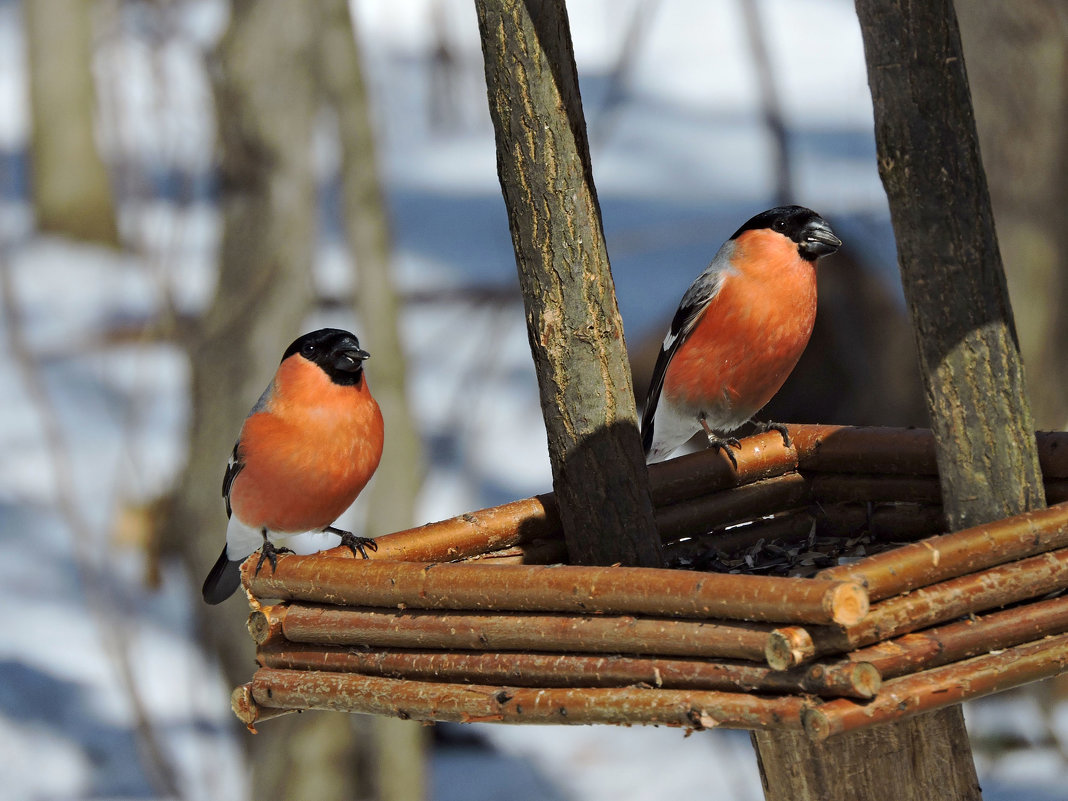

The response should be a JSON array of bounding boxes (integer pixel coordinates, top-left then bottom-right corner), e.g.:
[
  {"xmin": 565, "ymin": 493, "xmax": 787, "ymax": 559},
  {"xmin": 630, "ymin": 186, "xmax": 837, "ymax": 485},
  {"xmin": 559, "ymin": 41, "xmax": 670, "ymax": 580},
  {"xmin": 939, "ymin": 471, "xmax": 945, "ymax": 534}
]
[
  {"xmin": 310, "ymin": 429, "xmax": 800, "ymax": 566},
  {"xmin": 459, "ymin": 539, "xmax": 569, "ymax": 565},
  {"xmin": 368, "ymin": 495, "xmax": 560, "ymax": 562},
  {"xmin": 654, "ymin": 473, "xmax": 811, "ymax": 541},
  {"xmin": 266, "ymin": 603, "xmax": 779, "ymax": 661},
  {"xmin": 247, "ymin": 667, "xmax": 808, "ymax": 730},
  {"xmin": 256, "ymin": 642, "xmax": 881, "ymax": 699},
  {"xmin": 811, "ymin": 547, "xmax": 1068, "ymax": 655},
  {"xmin": 242, "ymin": 557, "xmax": 868, "ymax": 626},
  {"xmin": 765, "ymin": 626, "xmax": 817, "ymax": 671},
  {"xmin": 648, "ymin": 429, "xmax": 799, "ymax": 506},
  {"xmin": 848, "ymin": 594, "xmax": 1068, "ymax": 679},
  {"xmin": 817, "ymin": 501, "xmax": 1068, "ymax": 600},
  {"xmin": 231, "ymin": 682, "xmax": 296, "ymax": 732},
  {"xmin": 790, "ymin": 425, "xmax": 939, "ymax": 476},
  {"xmin": 807, "ymin": 474, "xmax": 943, "ymax": 505},
  {"xmin": 788, "ymin": 425, "xmax": 1068, "ymax": 479},
  {"xmin": 803, "ymin": 633, "xmax": 1068, "ymax": 740},
  {"xmin": 321, "ymin": 427, "xmax": 1065, "ymax": 567}
]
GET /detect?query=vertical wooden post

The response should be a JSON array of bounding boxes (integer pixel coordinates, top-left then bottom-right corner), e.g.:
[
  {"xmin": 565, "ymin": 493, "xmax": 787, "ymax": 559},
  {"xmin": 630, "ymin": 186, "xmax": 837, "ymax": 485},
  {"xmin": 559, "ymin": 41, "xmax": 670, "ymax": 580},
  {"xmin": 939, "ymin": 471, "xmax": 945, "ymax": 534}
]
[
  {"xmin": 855, "ymin": 0, "xmax": 1046, "ymax": 529},
  {"xmin": 754, "ymin": 2, "xmax": 1045, "ymax": 798},
  {"xmin": 474, "ymin": 0, "xmax": 662, "ymax": 568}
]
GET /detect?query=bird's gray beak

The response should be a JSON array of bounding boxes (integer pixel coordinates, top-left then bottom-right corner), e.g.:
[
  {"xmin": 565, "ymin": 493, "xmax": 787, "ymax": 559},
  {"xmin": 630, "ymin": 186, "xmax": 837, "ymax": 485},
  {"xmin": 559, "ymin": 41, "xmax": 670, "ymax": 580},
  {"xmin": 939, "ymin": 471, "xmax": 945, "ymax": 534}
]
[
  {"xmin": 332, "ymin": 347, "xmax": 370, "ymax": 373},
  {"xmin": 799, "ymin": 220, "xmax": 842, "ymax": 258}
]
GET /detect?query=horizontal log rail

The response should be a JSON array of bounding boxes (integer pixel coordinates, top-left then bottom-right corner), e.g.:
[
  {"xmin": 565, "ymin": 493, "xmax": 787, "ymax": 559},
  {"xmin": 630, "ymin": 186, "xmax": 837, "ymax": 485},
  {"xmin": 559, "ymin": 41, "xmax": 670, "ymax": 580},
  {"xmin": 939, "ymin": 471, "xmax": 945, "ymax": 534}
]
[
  {"xmin": 255, "ymin": 603, "xmax": 782, "ymax": 662},
  {"xmin": 242, "ymin": 558, "xmax": 868, "ymax": 626},
  {"xmin": 809, "ymin": 546, "xmax": 1068, "ymax": 655},
  {"xmin": 230, "ymin": 426, "xmax": 1068, "ymax": 733},
  {"xmin": 848, "ymin": 594, "xmax": 1068, "ymax": 679},
  {"xmin": 243, "ymin": 668, "xmax": 809, "ymax": 730},
  {"xmin": 256, "ymin": 642, "xmax": 881, "ymax": 699},
  {"xmin": 803, "ymin": 632, "xmax": 1068, "ymax": 740},
  {"xmin": 818, "ymin": 501, "xmax": 1068, "ymax": 600}
]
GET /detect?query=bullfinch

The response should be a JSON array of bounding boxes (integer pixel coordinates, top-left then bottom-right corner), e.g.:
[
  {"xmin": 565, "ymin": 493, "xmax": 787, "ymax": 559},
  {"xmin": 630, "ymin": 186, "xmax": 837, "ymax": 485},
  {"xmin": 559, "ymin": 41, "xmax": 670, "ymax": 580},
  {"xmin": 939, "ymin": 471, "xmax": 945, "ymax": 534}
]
[
  {"xmin": 641, "ymin": 206, "xmax": 841, "ymax": 465},
  {"xmin": 202, "ymin": 328, "xmax": 385, "ymax": 604}
]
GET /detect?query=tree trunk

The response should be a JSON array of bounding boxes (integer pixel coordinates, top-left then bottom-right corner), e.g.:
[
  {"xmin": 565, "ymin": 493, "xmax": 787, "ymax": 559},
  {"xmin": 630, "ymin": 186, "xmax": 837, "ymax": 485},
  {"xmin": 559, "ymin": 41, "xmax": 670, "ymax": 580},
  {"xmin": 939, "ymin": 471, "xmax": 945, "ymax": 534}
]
[
  {"xmin": 956, "ymin": 1, "xmax": 1068, "ymax": 431},
  {"xmin": 754, "ymin": 1, "xmax": 1046, "ymax": 797},
  {"xmin": 855, "ymin": 0, "xmax": 1045, "ymax": 527},
  {"xmin": 317, "ymin": 2, "xmax": 428, "ymax": 799},
  {"xmin": 474, "ymin": 0, "xmax": 662, "ymax": 569},
  {"xmin": 24, "ymin": 0, "xmax": 119, "ymax": 245}
]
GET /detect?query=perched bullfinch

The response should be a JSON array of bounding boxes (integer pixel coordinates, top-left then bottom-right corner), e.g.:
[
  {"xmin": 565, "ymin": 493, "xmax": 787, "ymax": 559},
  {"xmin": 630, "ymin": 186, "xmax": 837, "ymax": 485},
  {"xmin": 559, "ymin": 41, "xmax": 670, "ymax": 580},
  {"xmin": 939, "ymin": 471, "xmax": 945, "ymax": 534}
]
[
  {"xmin": 202, "ymin": 328, "xmax": 384, "ymax": 604},
  {"xmin": 641, "ymin": 206, "xmax": 841, "ymax": 465}
]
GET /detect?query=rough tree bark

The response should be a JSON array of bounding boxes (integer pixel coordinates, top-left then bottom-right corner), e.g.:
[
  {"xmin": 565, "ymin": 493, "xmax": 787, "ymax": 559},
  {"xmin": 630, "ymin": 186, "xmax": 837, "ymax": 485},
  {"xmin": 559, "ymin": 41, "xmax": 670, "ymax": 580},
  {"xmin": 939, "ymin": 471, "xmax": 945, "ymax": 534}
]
[
  {"xmin": 753, "ymin": 3, "xmax": 1046, "ymax": 799},
  {"xmin": 24, "ymin": 0, "xmax": 119, "ymax": 245},
  {"xmin": 474, "ymin": 0, "xmax": 662, "ymax": 568},
  {"xmin": 316, "ymin": 2, "xmax": 428, "ymax": 799},
  {"xmin": 855, "ymin": 0, "xmax": 1046, "ymax": 528}
]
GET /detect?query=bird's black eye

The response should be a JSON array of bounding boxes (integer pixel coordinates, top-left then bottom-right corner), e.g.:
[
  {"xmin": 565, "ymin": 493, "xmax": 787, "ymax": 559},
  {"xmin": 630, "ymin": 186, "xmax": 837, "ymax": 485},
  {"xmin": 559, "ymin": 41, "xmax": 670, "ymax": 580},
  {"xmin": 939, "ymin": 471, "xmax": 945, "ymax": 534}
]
[
  {"xmin": 301, "ymin": 342, "xmax": 317, "ymax": 358},
  {"xmin": 773, "ymin": 218, "xmax": 788, "ymax": 232}
]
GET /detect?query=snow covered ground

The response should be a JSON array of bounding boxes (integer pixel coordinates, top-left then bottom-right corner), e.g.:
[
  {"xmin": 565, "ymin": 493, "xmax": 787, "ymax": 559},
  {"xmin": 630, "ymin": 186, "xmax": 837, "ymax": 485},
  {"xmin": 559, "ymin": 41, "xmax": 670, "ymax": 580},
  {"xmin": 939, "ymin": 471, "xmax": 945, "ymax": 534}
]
[{"xmin": 2, "ymin": 0, "xmax": 1066, "ymax": 799}]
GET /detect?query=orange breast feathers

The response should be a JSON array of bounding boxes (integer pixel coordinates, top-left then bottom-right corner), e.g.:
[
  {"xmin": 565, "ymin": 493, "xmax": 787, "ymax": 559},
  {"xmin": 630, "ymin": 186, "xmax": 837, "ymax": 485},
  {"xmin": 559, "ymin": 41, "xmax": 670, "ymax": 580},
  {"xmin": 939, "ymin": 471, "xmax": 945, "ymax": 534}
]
[
  {"xmin": 227, "ymin": 356, "xmax": 384, "ymax": 533},
  {"xmin": 662, "ymin": 229, "xmax": 818, "ymax": 419}
]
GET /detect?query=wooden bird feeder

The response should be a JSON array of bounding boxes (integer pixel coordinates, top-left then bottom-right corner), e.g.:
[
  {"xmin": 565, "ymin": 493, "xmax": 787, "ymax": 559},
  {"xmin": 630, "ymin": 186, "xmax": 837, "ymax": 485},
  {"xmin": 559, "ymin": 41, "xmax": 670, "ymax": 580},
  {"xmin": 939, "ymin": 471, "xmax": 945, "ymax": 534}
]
[{"xmin": 231, "ymin": 423, "xmax": 1068, "ymax": 739}]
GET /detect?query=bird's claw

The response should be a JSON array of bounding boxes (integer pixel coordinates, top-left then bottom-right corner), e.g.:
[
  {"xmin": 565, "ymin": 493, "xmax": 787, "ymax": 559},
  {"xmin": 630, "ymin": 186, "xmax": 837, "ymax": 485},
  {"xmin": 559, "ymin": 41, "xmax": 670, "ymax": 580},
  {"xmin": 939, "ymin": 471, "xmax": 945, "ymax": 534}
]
[
  {"xmin": 327, "ymin": 526, "xmax": 378, "ymax": 560},
  {"xmin": 753, "ymin": 420, "xmax": 791, "ymax": 447},
  {"xmin": 706, "ymin": 435, "xmax": 742, "ymax": 469},
  {"xmin": 254, "ymin": 537, "xmax": 293, "ymax": 576}
]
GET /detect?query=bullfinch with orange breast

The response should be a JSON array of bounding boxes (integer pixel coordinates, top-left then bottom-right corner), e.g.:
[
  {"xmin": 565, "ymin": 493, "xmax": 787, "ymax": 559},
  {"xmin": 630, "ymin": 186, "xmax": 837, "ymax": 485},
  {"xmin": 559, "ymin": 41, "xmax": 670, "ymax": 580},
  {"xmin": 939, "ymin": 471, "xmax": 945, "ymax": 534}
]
[
  {"xmin": 202, "ymin": 328, "xmax": 384, "ymax": 604},
  {"xmin": 641, "ymin": 206, "xmax": 841, "ymax": 465}
]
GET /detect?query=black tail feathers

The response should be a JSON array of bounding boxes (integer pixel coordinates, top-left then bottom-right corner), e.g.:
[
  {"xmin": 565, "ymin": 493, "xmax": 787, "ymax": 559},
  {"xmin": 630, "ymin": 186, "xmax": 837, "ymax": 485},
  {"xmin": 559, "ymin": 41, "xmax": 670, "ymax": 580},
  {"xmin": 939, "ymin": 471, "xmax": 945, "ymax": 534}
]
[{"xmin": 202, "ymin": 547, "xmax": 243, "ymax": 604}]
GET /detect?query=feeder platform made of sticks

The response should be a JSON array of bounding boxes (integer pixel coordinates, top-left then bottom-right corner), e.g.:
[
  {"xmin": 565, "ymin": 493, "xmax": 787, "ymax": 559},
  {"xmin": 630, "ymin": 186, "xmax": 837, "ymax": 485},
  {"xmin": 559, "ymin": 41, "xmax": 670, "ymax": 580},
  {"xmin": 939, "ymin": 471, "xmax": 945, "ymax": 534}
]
[{"xmin": 231, "ymin": 424, "xmax": 1068, "ymax": 739}]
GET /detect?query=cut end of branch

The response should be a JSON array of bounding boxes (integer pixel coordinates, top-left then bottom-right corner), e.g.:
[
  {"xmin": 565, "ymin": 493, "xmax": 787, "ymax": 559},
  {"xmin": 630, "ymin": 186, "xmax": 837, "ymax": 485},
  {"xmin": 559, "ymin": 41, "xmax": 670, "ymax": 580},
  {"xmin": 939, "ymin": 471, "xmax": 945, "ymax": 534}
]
[
  {"xmin": 849, "ymin": 662, "xmax": 883, "ymax": 699},
  {"xmin": 231, "ymin": 682, "xmax": 295, "ymax": 732},
  {"xmin": 801, "ymin": 706, "xmax": 834, "ymax": 741},
  {"xmin": 247, "ymin": 604, "xmax": 287, "ymax": 646},
  {"xmin": 766, "ymin": 626, "xmax": 816, "ymax": 670},
  {"xmin": 827, "ymin": 582, "xmax": 870, "ymax": 626}
]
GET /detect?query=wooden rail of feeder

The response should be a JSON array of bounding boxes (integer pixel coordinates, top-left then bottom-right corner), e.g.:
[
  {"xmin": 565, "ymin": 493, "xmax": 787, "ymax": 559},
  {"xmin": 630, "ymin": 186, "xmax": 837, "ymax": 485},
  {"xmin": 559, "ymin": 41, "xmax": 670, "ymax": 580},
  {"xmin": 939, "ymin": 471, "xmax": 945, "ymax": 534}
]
[
  {"xmin": 848, "ymin": 594, "xmax": 1068, "ymax": 679},
  {"xmin": 230, "ymin": 424, "xmax": 1068, "ymax": 734},
  {"xmin": 765, "ymin": 627, "xmax": 818, "ymax": 670},
  {"xmin": 808, "ymin": 546, "xmax": 1068, "ymax": 656},
  {"xmin": 252, "ymin": 603, "xmax": 783, "ymax": 662},
  {"xmin": 256, "ymin": 642, "xmax": 881, "ymax": 699},
  {"xmin": 240, "ymin": 668, "xmax": 808, "ymax": 730},
  {"xmin": 647, "ymin": 429, "xmax": 801, "ymax": 506},
  {"xmin": 242, "ymin": 559, "xmax": 868, "ymax": 626},
  {"xmin": 654, "ymin": 473, "xmax": 811, "ymax": 540},
  {"xmin": 231, "ymin": 683, "xmax": 295, "ymax": 732},
  {"xmin": 297, "ymin": 426, "xmax": 1065, "ymax": 565},
  {"xmin": 817, "ymin": 501, "xmax": 1068, "ymax": 600},
  {"xmin": 765, "ymin": 547, "xmax": 1068, "ymax": 669},
  {"xmin": 789, "ymin": 425, "xmax": 1068, "ymax": 478},
  {"xmin": 357, "ymin": 430, "xmax": 794, "ymax": 562},
  {"xmin": 803, "ymin": 632, "xmax": 1068, "ymax": 740}
]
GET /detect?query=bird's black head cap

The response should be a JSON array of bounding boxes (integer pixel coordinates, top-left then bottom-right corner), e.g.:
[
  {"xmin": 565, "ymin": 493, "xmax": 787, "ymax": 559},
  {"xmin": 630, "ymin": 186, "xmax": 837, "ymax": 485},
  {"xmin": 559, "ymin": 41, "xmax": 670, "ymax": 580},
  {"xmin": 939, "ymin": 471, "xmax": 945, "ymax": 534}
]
[
  {"xmin": 283, "ymin": 328, "xmax": 370, "ymax": 386},
  {"xmin": 730, "ymin": 205, "xmax": 842, "ymax": 261}
]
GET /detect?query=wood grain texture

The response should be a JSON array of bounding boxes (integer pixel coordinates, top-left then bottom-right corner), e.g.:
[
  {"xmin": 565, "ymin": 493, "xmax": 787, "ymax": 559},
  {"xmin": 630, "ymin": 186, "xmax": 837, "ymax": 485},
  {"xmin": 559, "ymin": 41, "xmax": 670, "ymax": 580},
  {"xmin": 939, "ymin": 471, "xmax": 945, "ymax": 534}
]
[
  {"xmin": 754, "ymin": 1, "xmax": 1041, "ymax": 797},
  {"xmin": 857, "ymin": 0, "xmax": 1046, "ymax": 530},
  {"xmin": 474, "ymin": 0, "xmax": 661, "ymax": 567}
]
